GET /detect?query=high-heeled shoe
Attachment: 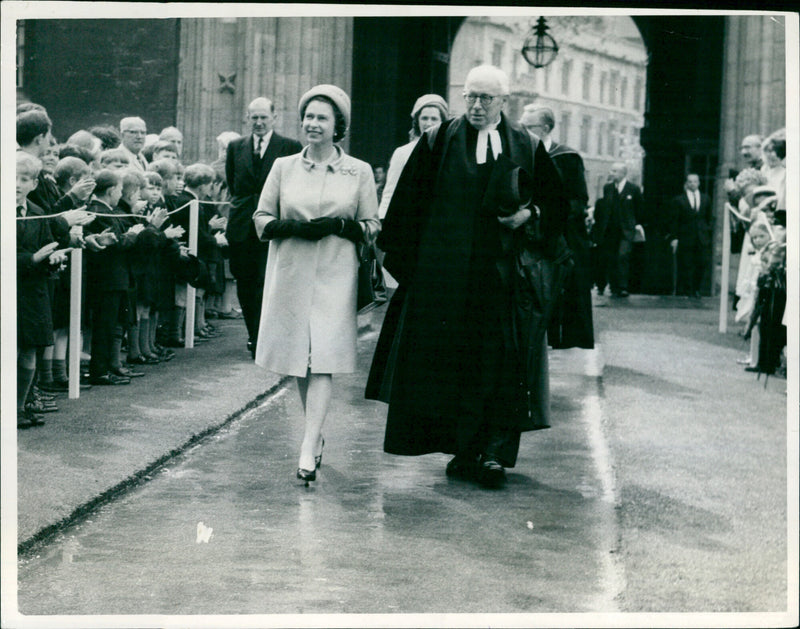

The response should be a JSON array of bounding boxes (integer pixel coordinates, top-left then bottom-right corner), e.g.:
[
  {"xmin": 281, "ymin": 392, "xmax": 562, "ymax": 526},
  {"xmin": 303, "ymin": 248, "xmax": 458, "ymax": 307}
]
[
  {"xmin": 315, "ymin": 438, "xmax": 325, "ymax": 470},
  {"xmin": 297, "ymin": 467, "xmax": 316, "ymax": 486}
]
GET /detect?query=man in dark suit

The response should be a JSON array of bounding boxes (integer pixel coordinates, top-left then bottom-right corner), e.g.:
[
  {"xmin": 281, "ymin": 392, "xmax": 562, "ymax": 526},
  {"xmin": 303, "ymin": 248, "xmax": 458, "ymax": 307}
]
[
  {"xmin": 225, "ymin": 97, "xmax": 302, "ymax": 357},
  {"xmin": 592, "ymin": 162, "xmax": 644, "ymax": 297},
  {"xmin": 520, "ymin": 105, "xmax": 594, "ymax": 349},
  {"xmin": 667, "ymin": 173, "xmax": 713, "ymax": 298}
]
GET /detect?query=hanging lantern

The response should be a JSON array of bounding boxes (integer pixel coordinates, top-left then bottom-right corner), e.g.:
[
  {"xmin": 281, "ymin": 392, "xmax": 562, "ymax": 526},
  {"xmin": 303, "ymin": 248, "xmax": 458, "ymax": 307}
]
[{"xmin": 521, "ymin": 17, "xmax": 559, "ymax": 68}]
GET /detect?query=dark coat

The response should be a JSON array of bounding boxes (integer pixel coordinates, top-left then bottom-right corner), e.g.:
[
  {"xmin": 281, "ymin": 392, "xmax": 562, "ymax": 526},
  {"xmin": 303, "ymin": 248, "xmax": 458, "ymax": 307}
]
[
  {"xmin": 592, "ymin": 180, "xmax": 643, "ymax": 244},
  {"xmin": 17, "ymin": 200, "xmax": 62, "ymax": 347},
  {"xmin": 224, "ymin": 132, "xmax": 302, "ymax": 244},
  {"xmin": 667, "ymin": 190, "xmax": 713, "ymax": 248},
  {"xmin": 84, "ymin": 199, "xmax": 138, "ymax": 293},
  {"xmin": 547, "ymin": 142, "xmax": 594, "ymax": 349},
  {"xmin": 366, "ymin": 114, "xmax": 570, "ymax": 460}
]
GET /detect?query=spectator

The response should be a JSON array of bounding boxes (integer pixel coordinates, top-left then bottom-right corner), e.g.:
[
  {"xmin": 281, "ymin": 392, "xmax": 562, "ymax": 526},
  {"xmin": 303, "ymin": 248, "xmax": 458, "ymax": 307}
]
[
  {"xmin": 159, "ymin": 126, "xmax": 184, "ymax": 159},
  {"xmin": 16, "ymin": 152, "xmax": 70, "ymax": 426},
  {"xmin": 761, "ymin": 133, "xmax": 785, "ymax": 211},
  {"xmin": 83, "ymin": 169, "xmax": 144, "ymax": 385},
  {"xmin": 99, "ymin": 148, "xmax": 132, "ymax": 170},
  {"xmin": 88, "ymin": 125, "xmax": 122, "ymax": 151},
  {"xmin": 119, "ymin": 117, "xmax": 149, "ymax": 170},
  {"xmin": 150, "ymin": 140, "xmax": 180, "ymax": 164}
]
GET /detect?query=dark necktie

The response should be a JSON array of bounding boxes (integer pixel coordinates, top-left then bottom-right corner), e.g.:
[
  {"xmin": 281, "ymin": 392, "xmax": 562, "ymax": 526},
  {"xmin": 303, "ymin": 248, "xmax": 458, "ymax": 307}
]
[{"xmin": 255, "ymin": 137, "xmax": 263, "ymax": 160}]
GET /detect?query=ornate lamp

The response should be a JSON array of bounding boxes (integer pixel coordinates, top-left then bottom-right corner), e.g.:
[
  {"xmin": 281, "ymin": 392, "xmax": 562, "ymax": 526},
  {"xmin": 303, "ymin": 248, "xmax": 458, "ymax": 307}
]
[{"xmin": 521, "ymin": 17, "xmax": 559, "ymax": 68}]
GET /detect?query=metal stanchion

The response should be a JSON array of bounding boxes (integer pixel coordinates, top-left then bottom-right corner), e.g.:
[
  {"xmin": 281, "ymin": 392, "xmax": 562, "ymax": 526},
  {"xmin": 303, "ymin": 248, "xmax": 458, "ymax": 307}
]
[
  {"xmin": 719, "ymin": 203, "xmax": 731, "ymax": 333},
  {"xmin": 69, "ymin": 245, "xmax": 83, "ymax": 399},
  {"xmin": 184, "ymin": 199, "xmax": 199, "ymax": 348}
]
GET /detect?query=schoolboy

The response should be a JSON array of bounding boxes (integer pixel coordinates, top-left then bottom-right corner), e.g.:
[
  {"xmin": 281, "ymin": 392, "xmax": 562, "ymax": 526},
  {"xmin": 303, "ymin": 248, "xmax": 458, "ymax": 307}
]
[
  {"xmin": 16, "ymin": 152, "xmax": 69, "ymax": 426},
  {"xmin": 83, "ymin": 170, "xmax": 145, "ymax": 385}
]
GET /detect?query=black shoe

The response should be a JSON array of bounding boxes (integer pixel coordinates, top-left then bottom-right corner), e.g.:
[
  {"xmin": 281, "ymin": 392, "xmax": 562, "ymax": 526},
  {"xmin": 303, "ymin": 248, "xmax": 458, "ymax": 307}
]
[
  {"xmin": 155, "ymin": 346, "xmax": 176, "ymax": 361},
  {"xmin": 478, "ymin": 457, "xmax": 506, "ymax": 488},
  {"xmin": 247, "ymin": 340, "xmax": 256, "ymax": 359},
  {"xmin": 162, "ymin": 337, "xmax": 185, "ymax": 348},
  {"xmin": 111, "ymin": 366, "xmax": 145, "ymax": 378},
  {"xmin": 18, "ymin": 407, "xmax": 45, "ymax": 428},
  {"xmin": 26, "ymin": 399, "xmax": 59, "ymax": 414},
  {"xmin": 32, "ymin": 387, "xmax": 57, "ymax": 401},
  {"xmin": 446, "ymin": 454, "xmax": 479, "ymax": 480},
  {"xmin": 217, "ymin": 310, "xmax": 242, "ymax": 320},
  {"xmin": 744, "ymin": 365, "xmax": 760, "ymax": 373},
  {"xmin": 127, "ymin": 354, "xmax": 160, "ymax": 365},
  {"xmin": 38, "ymin": 379, "xmax": 68, "ymax": 393},
  {"xmin": 89, "ymin": 372, "xmax": 131, "ymax": 385},
  {"xmin": 297, "ymin": 467, "xmax": 316, "ymax": 486}
]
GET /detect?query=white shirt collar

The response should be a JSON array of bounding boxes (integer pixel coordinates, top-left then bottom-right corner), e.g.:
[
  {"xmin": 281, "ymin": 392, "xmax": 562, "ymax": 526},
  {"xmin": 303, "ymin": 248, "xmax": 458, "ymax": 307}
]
[
  {"xmin": 253, "ymin": 131, "xmax": 273, "ymax": 154},
  {"xmin": 542, "ymin": 136, "xmax": 553, "ymax": 151},
  {"xmin": 617, "ymin": 178, "xmax": 627, "ymax": 193}
]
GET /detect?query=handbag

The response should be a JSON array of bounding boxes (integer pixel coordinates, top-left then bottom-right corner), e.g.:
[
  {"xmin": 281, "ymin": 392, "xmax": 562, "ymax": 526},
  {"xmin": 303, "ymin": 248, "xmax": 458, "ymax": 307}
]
[{"xmin": 357, "ymin": 241, "xmax": 388, "ymax": 314}]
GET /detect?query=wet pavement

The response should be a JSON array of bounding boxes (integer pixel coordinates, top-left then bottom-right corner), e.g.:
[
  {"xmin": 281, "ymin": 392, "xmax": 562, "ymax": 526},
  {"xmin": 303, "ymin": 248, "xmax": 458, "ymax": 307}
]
[
  {"xmin": 11, "ymin": 294, "xmax": 794, "ymax": 622},
  {"xmin": 17, "ymin": 331, "xmax": 616, "ymax": 615}
]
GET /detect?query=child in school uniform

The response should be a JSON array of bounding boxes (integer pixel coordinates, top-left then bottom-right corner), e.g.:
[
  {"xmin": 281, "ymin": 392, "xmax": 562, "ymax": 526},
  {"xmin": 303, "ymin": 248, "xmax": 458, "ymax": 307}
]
[
  {"xmin": 99, "ymin": 148, "xmax": 132, "ymax": 171},
  {"xmin": 83, "ymin": 169, "xmax": 145, "ymax": 385},
  {"xmin": 148, "ymin": 159, "xmax": 188, "ymax": 347},
  {"xmin": 16, "ymin": 152, "xmax": 70, "ymax": 426},
  {"xmin": 167, "ymin": 163, "xmax": 224, "ymax": 343}
]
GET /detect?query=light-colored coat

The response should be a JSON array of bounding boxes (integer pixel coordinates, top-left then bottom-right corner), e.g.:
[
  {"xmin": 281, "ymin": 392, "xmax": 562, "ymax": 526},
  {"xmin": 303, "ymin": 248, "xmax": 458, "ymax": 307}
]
[{"xmin": 252, "ymin": 146, "xmax": 380, "ymax": 376}]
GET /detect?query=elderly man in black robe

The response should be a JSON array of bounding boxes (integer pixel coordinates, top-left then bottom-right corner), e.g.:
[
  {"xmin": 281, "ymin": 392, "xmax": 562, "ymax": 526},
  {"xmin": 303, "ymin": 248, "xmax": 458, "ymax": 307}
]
[
  {"xmin": 520, "ymin": 105, "xmax": 594, "ymax": 349},
  {"xmin": 366, "ymin": 65, "xmax": 570, "ymax": 487}
]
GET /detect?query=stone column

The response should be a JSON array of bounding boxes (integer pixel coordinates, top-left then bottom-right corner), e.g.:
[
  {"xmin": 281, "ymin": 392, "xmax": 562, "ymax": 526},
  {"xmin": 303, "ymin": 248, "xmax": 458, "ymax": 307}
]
[
  {"xmin": 713, "ymin": 15, "xmax": 785, "ymax": 312},
  {"xmin": 177, "ymin": 17, "xmax": 354, "ymax": 163}
]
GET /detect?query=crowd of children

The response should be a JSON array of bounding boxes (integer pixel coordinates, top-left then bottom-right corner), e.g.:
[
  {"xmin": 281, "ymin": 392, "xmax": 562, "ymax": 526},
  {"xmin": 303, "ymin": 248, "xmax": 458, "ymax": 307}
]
[
  {"xmin": 15, "ymin": 103, "xmax": 240, "ymax": 428},
  {"xmin": 726, "ymin": 129, "xmax": 787, "ymax": 383}
]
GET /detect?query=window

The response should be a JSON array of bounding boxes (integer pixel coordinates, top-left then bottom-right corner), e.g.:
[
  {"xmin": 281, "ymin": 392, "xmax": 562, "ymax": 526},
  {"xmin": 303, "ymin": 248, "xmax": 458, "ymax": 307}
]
[
  {"xmin": 580, "ymin": 115, "xmax": 591, "ymax": 152},
  {"xmin": 582, "ymin": 63, "xmax": 593, "ymax": 100},
  {"xmin": 608, "ymin": 120, "xmax": 617, "ymax": 156},
  {"xmin": 599, "ymin": 71, "xmax": 607, "ymax": 104},
  {"xmin": 597, "ymin": 122, "xmax": 606, "ymax": 155},
  {"xmin": 559, "ymin": 112, "xmax": 571, "ymax": 145},
  {"xmin": 634, "ymin": 77, "xmax": 643, "ymax": 111},
  {"xmin": 492, "ymin": 41, "xmax": 504, "ymax": 68},
  {"xmin": 16, "ymin": 20, "xmax": 25, "ymax": 88},
  {"xmin": 561, "ymin": 59, "xmax": 572, "ymax": 96},
  {"xmin": 609, "ymin": 71, "xmax": 619, "ymax": 106},
  {"xmin": 620, "ymin": 77, "xmax": 628, "ymax": 109}
]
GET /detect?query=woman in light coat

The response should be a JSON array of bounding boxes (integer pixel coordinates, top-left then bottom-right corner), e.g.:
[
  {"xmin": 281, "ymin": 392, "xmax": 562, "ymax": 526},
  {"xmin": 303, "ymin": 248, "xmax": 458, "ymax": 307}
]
[{"xmin": 253, "ymin": 84, "xmax": 380, "ymax": 484}]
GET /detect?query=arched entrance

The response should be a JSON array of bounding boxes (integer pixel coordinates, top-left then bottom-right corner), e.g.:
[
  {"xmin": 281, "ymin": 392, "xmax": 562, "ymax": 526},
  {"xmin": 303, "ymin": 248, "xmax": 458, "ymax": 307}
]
[{"xmin": 351, "ymin": 14, "xmax": 726, "ymax": 295}]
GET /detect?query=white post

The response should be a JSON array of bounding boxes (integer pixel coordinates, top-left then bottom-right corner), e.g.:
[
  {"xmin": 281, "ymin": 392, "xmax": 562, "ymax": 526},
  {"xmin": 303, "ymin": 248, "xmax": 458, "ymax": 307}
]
[
  {"xmin": 185, "ymin": 199, "xmax": 199, "ymax": 348},
  {"xmin": 68, "ymin": 246, "xmax": 83, "ymax": 399},
  {"xmin": 719, "ymin": 204, "xmax": 731, "ymax": 333}
]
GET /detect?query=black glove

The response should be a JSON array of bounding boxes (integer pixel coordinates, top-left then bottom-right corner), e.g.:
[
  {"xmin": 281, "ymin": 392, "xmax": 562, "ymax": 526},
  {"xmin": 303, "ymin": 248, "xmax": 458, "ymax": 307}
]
[
  {"xmin": 261, "ymin": 219, "xmax": 328, "ymax": 241},
  {"xmin": 309, "ymin": 217, "xmax": 343, "ymax": 238},
  {"xmin": 339, "ymin": 219, "xmax": 364, "ymax": 244}
]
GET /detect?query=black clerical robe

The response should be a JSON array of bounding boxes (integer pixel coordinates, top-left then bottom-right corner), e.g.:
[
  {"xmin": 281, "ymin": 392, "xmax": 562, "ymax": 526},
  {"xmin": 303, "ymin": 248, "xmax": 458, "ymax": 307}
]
[{"xmin": 367, "ymin": 114, "xmax": 570, "ymax": 467}]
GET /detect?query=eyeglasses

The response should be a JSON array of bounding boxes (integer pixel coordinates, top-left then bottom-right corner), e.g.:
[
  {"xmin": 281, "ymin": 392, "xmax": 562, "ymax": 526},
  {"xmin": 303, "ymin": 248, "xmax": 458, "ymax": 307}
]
[{"xmin": 463, "ymin": 93, "xmax": 499, "ymax": 107}]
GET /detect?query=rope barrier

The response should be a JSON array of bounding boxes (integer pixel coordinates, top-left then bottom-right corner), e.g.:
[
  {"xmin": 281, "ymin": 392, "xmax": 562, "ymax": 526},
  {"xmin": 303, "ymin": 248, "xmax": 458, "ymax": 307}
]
[{"xmin": 15, "ymin": 199, "xmax": 230, "ymax": 220}]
